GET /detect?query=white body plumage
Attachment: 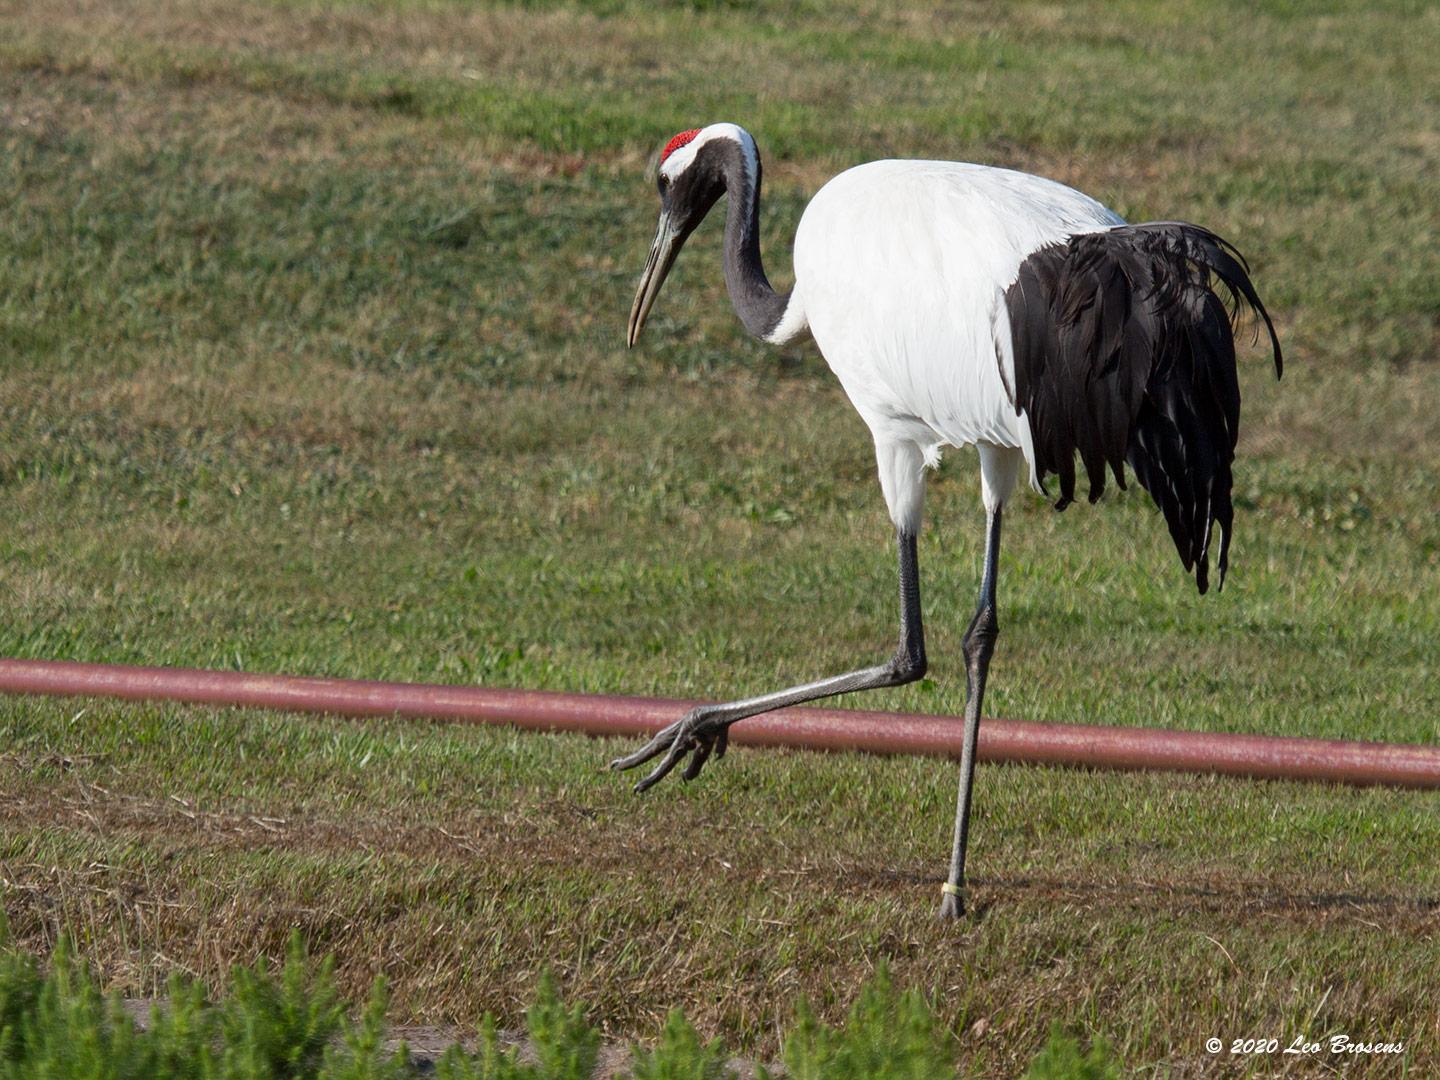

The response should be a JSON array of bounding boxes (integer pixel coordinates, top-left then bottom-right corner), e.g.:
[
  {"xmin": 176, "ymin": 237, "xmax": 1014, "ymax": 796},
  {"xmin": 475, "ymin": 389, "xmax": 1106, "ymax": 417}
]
[{"xmin": 781, "ymin": 160, "xmax": 1124, "ymax": 531}]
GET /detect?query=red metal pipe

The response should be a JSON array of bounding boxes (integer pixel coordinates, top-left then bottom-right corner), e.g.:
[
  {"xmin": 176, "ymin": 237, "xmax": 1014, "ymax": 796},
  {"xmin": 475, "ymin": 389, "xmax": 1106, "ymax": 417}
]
[{"xmin": 1, "ymin": 657, "xmax": 1437, "ymax": 789}]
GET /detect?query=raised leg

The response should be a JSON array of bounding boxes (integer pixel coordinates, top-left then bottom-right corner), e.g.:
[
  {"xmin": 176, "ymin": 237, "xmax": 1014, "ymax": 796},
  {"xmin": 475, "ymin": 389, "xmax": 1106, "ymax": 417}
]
[
  {"xmin": 938, "ymin": 504, "xmax": 1003, "ymax": 919},
  {"xmin": 611, "ymin": 526, "xmax": 927, "ymax": 790}
]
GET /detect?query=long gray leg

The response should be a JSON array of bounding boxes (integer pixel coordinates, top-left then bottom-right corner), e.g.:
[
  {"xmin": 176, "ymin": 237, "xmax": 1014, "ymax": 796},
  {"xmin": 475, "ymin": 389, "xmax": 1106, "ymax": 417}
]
[
  {"xmin": 612, "ymin": 528, "xmax": 927, "ymax": 791},
  {"xmin": 938, "ymin": 505, "xmax": 1002, "ymax": 920}
]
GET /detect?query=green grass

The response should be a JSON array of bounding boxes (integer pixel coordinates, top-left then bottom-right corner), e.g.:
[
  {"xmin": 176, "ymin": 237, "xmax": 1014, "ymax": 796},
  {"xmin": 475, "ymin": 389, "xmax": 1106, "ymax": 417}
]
[{"xmin": 1, "ymin": 0, "xmax": 1438, "ymax": 1075}]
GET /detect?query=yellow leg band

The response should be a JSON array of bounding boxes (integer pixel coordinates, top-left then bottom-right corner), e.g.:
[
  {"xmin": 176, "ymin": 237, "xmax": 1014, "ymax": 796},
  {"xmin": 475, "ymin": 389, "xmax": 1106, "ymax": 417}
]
[{"xmin": 940, "ymin": 882, "xmax": 962, "ymax": 897}]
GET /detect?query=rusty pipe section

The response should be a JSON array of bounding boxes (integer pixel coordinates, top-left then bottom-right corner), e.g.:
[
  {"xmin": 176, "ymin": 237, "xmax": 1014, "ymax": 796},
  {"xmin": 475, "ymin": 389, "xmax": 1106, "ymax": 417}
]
[{"xmin": 1, "ymin": 657, "xmax": 1437, "ymax": 789}]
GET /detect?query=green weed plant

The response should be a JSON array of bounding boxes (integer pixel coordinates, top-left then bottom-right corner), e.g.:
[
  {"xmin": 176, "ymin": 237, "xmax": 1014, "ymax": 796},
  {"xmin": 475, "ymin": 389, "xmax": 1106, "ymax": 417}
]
[{"xmin": 0, "ymin": 923, "xmax": 1113, "ymax": 1079}]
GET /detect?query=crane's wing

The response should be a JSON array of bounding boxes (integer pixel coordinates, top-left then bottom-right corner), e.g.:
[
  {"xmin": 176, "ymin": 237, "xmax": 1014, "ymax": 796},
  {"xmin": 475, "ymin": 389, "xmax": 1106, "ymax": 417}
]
[{"xmin": 1005, "ymin": 222, "xmax": 1282, "ymax": 594}]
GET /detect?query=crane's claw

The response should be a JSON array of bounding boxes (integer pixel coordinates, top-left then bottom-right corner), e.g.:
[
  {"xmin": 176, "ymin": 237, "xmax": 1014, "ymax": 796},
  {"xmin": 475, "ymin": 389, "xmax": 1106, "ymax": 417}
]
[{"xmin": 610, "ymin": 708, "xmax": 730, "ymax": 792}]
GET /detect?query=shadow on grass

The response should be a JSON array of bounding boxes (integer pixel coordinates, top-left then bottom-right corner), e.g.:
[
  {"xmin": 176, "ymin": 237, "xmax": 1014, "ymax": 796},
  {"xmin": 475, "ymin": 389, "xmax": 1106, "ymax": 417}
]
[{"xmin": 859, "ymin": 867, "xmax": 1440, "ymax": 920}]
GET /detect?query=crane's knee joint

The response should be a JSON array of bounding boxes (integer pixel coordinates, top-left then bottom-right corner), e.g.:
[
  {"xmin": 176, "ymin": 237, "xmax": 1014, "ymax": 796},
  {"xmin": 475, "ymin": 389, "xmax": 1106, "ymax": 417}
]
[
  {"xmin": 961, "ymin": 607, "xmax": 999, "ymax": 662},
  {"xmin": 886, "ymin": 649, "xmax": 927, "ymax": 684}
]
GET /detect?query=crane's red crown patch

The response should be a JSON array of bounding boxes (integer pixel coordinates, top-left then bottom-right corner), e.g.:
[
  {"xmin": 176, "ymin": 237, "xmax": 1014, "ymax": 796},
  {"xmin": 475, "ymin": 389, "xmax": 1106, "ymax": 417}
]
[{"xmin": 661, "ymin": 129, "xmax": 703, "ymax": 163}]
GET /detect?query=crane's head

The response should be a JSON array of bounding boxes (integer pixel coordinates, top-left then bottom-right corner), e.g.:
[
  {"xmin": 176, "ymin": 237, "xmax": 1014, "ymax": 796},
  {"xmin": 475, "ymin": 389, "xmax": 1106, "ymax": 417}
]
[{"xmin": 627, "ymin": 125, "xmax": 740, "ymax": 347}]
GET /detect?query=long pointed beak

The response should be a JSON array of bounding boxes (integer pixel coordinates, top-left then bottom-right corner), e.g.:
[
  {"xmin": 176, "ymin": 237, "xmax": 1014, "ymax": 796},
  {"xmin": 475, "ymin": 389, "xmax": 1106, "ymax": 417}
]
[{"xmin": 627, "ymin": 212, "xmax": 681, "ymax": 348}]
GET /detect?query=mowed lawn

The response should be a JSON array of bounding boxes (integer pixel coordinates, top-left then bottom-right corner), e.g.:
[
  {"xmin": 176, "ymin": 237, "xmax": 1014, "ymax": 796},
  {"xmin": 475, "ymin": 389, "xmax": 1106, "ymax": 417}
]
[{"xmin": 1, "ymin": 0, "xmax": 1438, "ymax": 1074}]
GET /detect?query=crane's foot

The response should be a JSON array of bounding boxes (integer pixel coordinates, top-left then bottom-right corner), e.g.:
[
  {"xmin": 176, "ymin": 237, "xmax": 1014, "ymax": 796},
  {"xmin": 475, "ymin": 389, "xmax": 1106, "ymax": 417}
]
[{"xmin": 609, "ymin": 707, "xmax": 731, "ymax": 793}]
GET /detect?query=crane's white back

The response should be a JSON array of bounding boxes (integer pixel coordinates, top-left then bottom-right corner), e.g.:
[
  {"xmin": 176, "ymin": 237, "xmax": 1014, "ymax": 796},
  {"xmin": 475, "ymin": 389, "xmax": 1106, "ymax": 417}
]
[{"xmin": 790, "ymin": 160, "xmax": 1124, "ymax": 495}]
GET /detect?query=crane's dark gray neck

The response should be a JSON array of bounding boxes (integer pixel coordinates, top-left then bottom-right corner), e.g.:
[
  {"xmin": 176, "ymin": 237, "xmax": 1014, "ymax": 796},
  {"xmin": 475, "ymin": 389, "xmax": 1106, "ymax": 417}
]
[{"xmin": 716, "ymin": 139, "xmax": 793, "ymax": 342}]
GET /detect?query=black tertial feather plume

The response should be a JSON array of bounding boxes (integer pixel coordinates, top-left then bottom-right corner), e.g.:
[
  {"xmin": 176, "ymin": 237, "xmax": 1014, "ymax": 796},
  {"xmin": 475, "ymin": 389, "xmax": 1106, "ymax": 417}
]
[{"xmin": 1004, "ymin": 222, "xmax": 1282, "ymax": 593}]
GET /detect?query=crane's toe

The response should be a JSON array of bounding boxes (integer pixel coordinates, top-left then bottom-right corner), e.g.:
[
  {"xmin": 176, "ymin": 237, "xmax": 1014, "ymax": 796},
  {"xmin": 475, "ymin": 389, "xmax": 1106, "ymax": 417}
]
[
  {"xmin": 608, "ymin": 720, "xmax": 681, "ymax": 772},
  {"xmin": 610, "ymin": 708, "xmax": 730, "ymax": 792}
]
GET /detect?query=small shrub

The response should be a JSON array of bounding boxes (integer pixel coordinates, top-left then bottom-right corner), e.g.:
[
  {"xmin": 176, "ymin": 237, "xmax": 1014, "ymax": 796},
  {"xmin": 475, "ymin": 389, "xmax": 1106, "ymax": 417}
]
[
  {"xmin": 1020, "ymin": 1024, "xmax": 1121, "ymax": 1080},
  {"xmin": 0, "ymin": 928, "xmax": 1126, "ymax": 1078},
  {"xmin": 145, "ymin": 973, "xmax": 219, "ymax": 1078},
  {"xmin": 4, "ymin": 937, "xmax": 152, "ymax": 1080},
  {"xmin": 321, "ymin": 979, "xmax": 411, "ymax": 1080},
  {"xmin": 628, "ymin": 1010, "xmax": 734, "ymax": 1080},
  {"xmin": 433, "ymin": 971, "xmax": 598, "ymax": 1080},
  {"xmin": 766, "ymin": 965, "xmax": 956, "ymax": 1080},
  {"xmin": 0, "ymin": 915, "xmax": 42, "ymax": 1066},
  {"xmin": 525, "ymin": 972, "xmax": 600, "ymax": 1080},
  {"xmin": 433, "ymin": 1014, "xmax": 517, "ymax": 1080},
  {"xmin": 219, "ymin": 930, "xmax": 347, "ymax": 1079}
]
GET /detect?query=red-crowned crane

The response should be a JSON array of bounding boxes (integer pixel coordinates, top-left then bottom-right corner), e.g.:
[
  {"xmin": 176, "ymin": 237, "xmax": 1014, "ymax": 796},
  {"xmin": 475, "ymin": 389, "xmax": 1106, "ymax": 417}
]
[{"xmin": 614, "ymin": 123, "xmax": 1282, "ymax": 918}]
